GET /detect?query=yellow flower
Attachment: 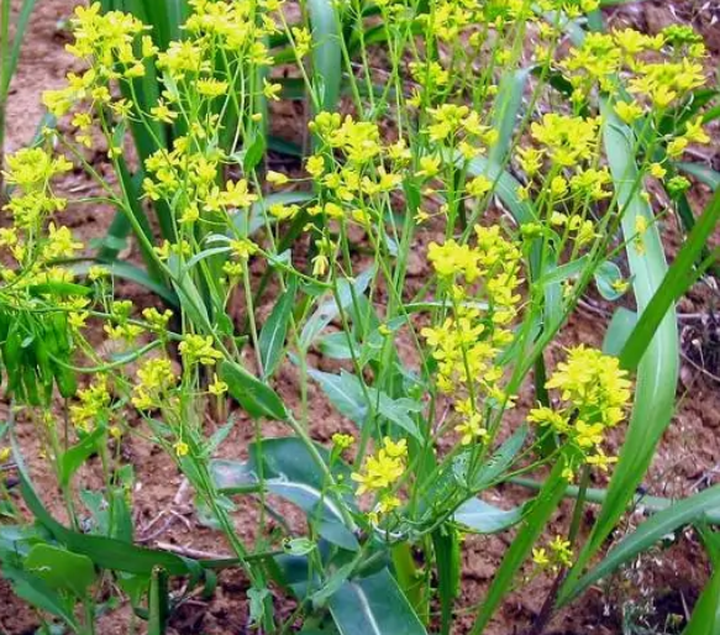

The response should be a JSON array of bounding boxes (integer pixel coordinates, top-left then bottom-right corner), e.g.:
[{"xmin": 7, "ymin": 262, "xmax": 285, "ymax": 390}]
[
  {"xmin": 586, "ymin": 448, "xmax": 618, "ymax": 472},
  {"xmin": 174, "ymin": 440, "xmax": 189, "ymax": 457},
  {"xmin": 614, "ymin": 100, "xmax": 643, "ymax": 124},
  {"xmin": 532, "ymin": 548, "xmax": 550, "ymax": 568},
  {"xmin": 267, "ymin": 170, "xmax": 289, "ymax": 185},
  {"xmin": 262, "ymin": 78, "xmax": 282, "ymax": 101},
  {"xmin": 455, "ymin": 413, "xmax": 488, "ymax": 446},
  {"xmin": 150, "ymin": 100, "xmax": 178, "ymax": 124},
  {"xmin": 0, "ymin": 447, "xmax": 12, "ymax": 463},
  {"xmin": 208, "ymin": 374, "xmax": 228, "ymax": 396},
  {"xmin": 306, "ymin": 155, "xmax": 325, "ymax": 178},
  {"xmin": 179, "ymin": 334, "xmax": 223, "ymax": 366},
  {"xmin": 351, "ymin": 437, "xmax": 407, "ymax": 495}
]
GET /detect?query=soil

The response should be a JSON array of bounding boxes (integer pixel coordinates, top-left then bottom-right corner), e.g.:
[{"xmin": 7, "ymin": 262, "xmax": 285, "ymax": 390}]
[{"xmin": 2, "ymin": 1, "xmax": 720, "ymax": 634}]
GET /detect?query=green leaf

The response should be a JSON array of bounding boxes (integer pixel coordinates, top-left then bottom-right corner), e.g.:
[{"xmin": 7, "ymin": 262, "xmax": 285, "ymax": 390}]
[
  {"xmin": 307, "ymin": 369, "xmax": 368, "ymax": 426},
  {"xmin": 71, "ymin": 260, "xmax": 178, "ymax": 306},
  {"xmin": 25, "ymin": 543, "xmax": 96, "ymax": 598},
  {"xmin": 60, "ymin": 427, "xmax": 105, "ymax": 489},
  {"xmin": 432, "ymin": 529, "xmax": 459, "ymax": 635},
  {"xmin": 488, "ymin": 67, "xmax": 531, "ymax": 167},
  {"xmin": 307, "ymin": 0, "xmax": 341, "ymax": 112},
  {"xmin": 12, "ymin": 440, "xmax": 203, "ymax": 578},
  {"xmin": 219, "ymin": 360, "xmax": 288, "ymax": 421},
  {"xmin": 1, "ymin": 563, "xmax": 78, "ymax": 630},
  {"xmin": 620, "ymin": 189, "xmax": 720, "ymax": 369},
  {"xmin": 683, "ymin": 564, "xmax": 720, "ymax": 635},
  {"xmin": 300, "ymin": 267, "xmax": 375, "ymax": 349},
  {"xmin": 242, "ymin": 133, "xmax": 267, "ymax": 173},
  {"xmin": 593, "ymin": 261, "xmax": 626, "ymax": 301},
  {"xmin": 453, "ymin": 499, "xmax": 525, "ymax": 534},
  {"xmin": 1, "ymin": 0, "xmax": 38, "ymax": 99},
  {"xmin": 561, "ymin": 101, "xmax": 680, "ymax": 600},
  {"xmin": 676, "ymin": 162, "xmax": 720, "ymax": 191},
  {"xmin": 308, "ymin": 369, "xmax": 423, "ymax": 440},
  {"xmin": 148, "ymin": 566, "xmax": 170, "ymax": 635},
  {"xmin": 469, "ymin": 459, "xmax": 568, "ymax": 634},
  {"xmin": 602, "ymin": 307, "xmax": 637, "ymax": 357},
  {"xmin": 259, "ymin": 277, "xmax": 297, "ymax": 379},
  {"xmin": 212, "ymin": 437, "xmax": 358, "ymax": 551},
  {"xmin": 328, "ymin": 568, "xmax": 428, "ymax": 635},
  {"xmin": 558, "ymin": 484, "xmax": 720, "ymax": 606}
]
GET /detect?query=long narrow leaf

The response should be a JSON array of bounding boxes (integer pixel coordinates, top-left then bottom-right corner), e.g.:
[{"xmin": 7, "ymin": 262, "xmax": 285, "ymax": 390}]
[
  {"xmin": 620, "ymin": 189, "xmax": 720, "ymax": 369},
  {"xmin": 683, "ymin": 563, "xmax": 720, "ymax": 635},
  {"xmin": 558, "ymin": 484, "xmax": 720, "ymax": 606},
  {"xmin": 469, "ymin": 459, "xmax": 568, "ymax": 634},
  {"xmin": 561, "ymin": 103, "xmax": 680, "ymax": 597},
  {"xmin": 307, "ymin": 0, "xmax": 341, "ymax": 112},
  {"xmin": 1, "ymin": 0, "xmax": 37, "ymax": 98}
]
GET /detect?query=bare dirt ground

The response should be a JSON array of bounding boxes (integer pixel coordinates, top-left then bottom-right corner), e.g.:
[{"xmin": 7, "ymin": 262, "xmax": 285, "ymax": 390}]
[{"xmin": 2, "ymin": 1, "xmax": 720, "ymax": 634}]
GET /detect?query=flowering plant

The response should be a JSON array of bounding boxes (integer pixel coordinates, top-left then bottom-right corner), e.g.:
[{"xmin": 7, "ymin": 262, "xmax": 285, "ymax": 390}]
[{"xmin": 0, "ymin": 1, "xmax": 719, "ymax": 634}]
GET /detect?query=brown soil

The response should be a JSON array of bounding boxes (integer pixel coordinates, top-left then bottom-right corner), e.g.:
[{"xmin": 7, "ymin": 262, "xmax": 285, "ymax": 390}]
[{"xmin": 2, "ymin": 1, "xmax": 720, "ymax": 634}]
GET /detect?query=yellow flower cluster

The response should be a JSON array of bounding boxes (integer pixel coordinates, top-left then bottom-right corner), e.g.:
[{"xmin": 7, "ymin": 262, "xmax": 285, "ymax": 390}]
[
  {"xmin": 178, "ymin": 334, "xmax": 223, "ymax": 366},
  {"xmin": 532, "ymin": 535, "xmax": 574, "ymax": 572},
  {"xmin": 131, "ymin": 357, "xmax": 177, "ymax": 410},
  {"xmin": 528, "ymin": 346, "xmax": 632, "ymax": 479},
  {"xmin": 422, "ymin": 225, "xmax": 522, "ymax": 445},
  {"xmin": 562, "ymin": 26, "xmax": 707, "ymax": 109},
  {"xmin": 0, "ymin": 148, "xmax": 88, "ymax": 294},
  {"xmin": 43, "ymin": 3, "xmax": 153, "ymax": 116},
  {"xmin": 352, "ymin": 437, "xmax": 406, "ymax": 522},
  {"xmin": 352, "ymin": 437, "xmax": 407, "ymax": 494},
  {"xmin": 70, "ymin": 376, "xmax": 111, "ymax": 432},
  {"xmin": 2, "ymin": 148, "xmax": 72, "ymax": 231}
]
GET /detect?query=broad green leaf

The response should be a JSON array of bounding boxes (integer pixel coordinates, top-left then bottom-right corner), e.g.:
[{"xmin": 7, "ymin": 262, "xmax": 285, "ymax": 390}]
[
  {"xmin": 1, "ymin": 563, "xmax": 78, "ymax": 630},
  {"xmin": 308, "ymin": 368, "xmax": 423, "ymax": 440},
  {"xmin": 213, "ymin": 437, "xmax": 358, "ymax": 551},
  {"xmin": 676, "ymin": 162, "xmax": 720, "ymax": 191},
  {"xmin": 60, "ymin": 427, "xmax": 105, "ymax": 488},
  {"xmin": 12, "ymin": 439, "xmax": 203, "ymax": 578},
  {"xmin": 259, "ymin": 277, "xmax": 297, "ymax": 378},
  {"xmin": 559, "ymin": 484, "xmax": 720, "ymax": 606},
  {"xmin": 593, "ymin": 261, "xmax": 626, "ymax": 301},
  {"xmin": 453, "ymin": 499, "xmax": 525, "ymax": 534},
  {"xmin": 242, "ymin": 133, "xmax": 267, "ymax": 173},
  {"xmin": 219, "ymin": 360, "xmax": 288, "ymax": 421},
  {"xmin": 561, "ymin": 102, "xmax": 680, "ymax": 598},
  {"xmin": 300, "ymin": 267, "xmax": 375, "ymax": 350},
  {"xmin": 603, "ymin": 307, "xmax": 637, "ymax": 357},
  {"xmin": 307, "ymin": 368, "xmax": 368, "ymax": 424},
  {"xmin": 25, "ymin": 543, "xmax": 96, "ymax": 597},
  {"xmin": 488, "ymin": 67, "xmax": 531, "ymax": 167},
  {"xmin": 328, "ymin": 568, "xmax": 428, "ymax": 635}
]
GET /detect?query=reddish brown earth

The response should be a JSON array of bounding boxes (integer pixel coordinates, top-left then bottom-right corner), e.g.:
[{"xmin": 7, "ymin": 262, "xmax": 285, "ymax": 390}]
[{"xmin": 2, "ymin": 1, "xmax": 720, "ymax": 634}]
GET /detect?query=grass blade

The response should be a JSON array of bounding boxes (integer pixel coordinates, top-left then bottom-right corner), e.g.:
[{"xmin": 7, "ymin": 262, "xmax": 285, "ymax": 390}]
[
  {"xmin": 560, "ymin": 102, "xmax": 680, "ymax": 597},
  {"xmin": 683, "ymin": 563, "xmax": 720, "ymax": 635},
  {"xmin": 0, "ymin": 0, "xmax": 37, "ymax": 98},
  {"xmin": 558, "ymin": 484, "xmax": 720, "ymax": 606},
  {"xmin": 620, "ymin": 189, "xmax": 720, "ymax": 369},
  {"xmin": 468, "ymin": 460, "xmax": 568, "ymax": 634}
]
